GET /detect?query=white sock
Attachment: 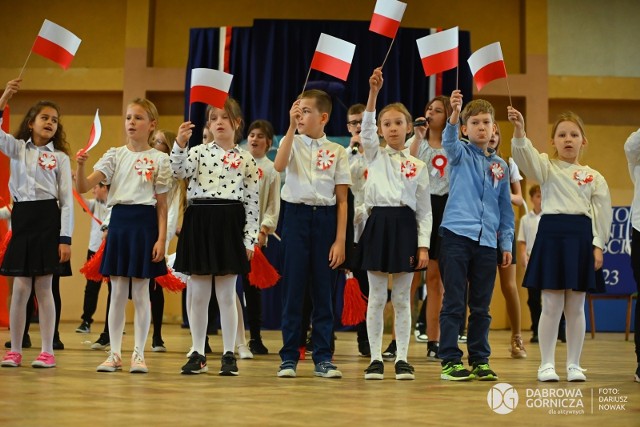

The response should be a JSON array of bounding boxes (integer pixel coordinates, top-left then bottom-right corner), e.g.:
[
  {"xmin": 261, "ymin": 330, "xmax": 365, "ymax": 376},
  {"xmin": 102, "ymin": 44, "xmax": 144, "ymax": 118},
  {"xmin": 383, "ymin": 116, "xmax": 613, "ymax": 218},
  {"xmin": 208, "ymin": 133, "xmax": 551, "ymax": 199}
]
[
  {"xmin": 9, "ymin": 277, "xmax": 32, "ymax": 353},
  {"xmin": 539, "ymin": 290, "xmax": 564, "ymax": 367},
  {"xmin": 33, "ymin": 275, "xmax": 55, "ymax": 354},
  {"xmin": 189, "ymin": 275, "xmax": 213, "ymax": 355},
  {"xmin": 108, "ymin": 276, "xmax": 131, "ymax": 355},
  {"xmin": 235, "ymin": 294, "xmax": 247, "ymax": 348},
  {"xmin": 391, "ymin": 272, "xmax": 413, "ymax": 362},
  {"xmin": 366, "ymin": 271, "xmax": 388, "ymax": 362},
  {"xmin": 131, "ymin": 278, "xmax": 151, "ymax": 357},
  {"xmin": 215, "ymin": 275, "xmax": 238, "ymax": 354},
  {"xmin": 564, "ymin": 290, "xmax": 586, "ymax": 368}
]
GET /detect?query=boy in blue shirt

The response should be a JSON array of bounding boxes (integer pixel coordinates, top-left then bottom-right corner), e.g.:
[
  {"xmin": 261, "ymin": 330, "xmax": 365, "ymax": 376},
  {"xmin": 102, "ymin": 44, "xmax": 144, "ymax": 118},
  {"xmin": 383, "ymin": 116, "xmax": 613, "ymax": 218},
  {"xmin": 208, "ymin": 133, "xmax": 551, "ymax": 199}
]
[
  {"xmin": 274, "ymin": 89, "xmax": 351, "ymax": 378},
  {"xmin": 438, "ymin": 90, "xmax": 514, "ymax": 381}
]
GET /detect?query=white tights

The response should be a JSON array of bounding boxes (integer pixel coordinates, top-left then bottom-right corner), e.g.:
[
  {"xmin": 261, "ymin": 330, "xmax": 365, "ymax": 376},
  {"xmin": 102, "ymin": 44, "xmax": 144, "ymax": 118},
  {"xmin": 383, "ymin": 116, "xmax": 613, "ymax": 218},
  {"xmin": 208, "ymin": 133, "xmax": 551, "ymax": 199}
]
[
  {"xmin": 108, "ymin": 276, "xmax": 150, "ymax": 356},
  {"xmin": 538, "ymin": 289, "xmax": 586, "ymax": 368},
  {"xmin": 188, "ymin": 274, "xmax": 238, "ymax": 355},
  {"xmin": 366, "ymin": 271, "xmax": 413, "ymax": 363},
  {"xmin": 10, "ymin": 275, "xmax": 55, "ymax": 354}
]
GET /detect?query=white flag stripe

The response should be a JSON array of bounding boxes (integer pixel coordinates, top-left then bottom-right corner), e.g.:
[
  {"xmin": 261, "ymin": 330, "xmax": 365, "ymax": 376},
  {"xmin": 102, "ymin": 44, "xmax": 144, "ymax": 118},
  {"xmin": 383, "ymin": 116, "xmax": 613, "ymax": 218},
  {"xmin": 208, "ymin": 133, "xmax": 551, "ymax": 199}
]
[
  {"xmin": 191, "ymin": 68, "xmax": 233, "ymax": 90},
  {"xmin": 374, "ymin": 0, "xmax": 407, "ymax": 21},
  {"xmin": 468, "ymin": 42, "xmax": 504, "ymax": 75},
  {"xmin": 417, "ymin": 27, "xmax": 458, "ymax": 58},
  {"xmin": 316, "ymin": 33, "xmax": 356, "ymax": 63},
  {"xmin": 39, "ymin": 19, "xmax": 81, "ymax": 54},
  {"xmin": 91, "ymin": 109, "xmax": 102, "ymax": 146}
]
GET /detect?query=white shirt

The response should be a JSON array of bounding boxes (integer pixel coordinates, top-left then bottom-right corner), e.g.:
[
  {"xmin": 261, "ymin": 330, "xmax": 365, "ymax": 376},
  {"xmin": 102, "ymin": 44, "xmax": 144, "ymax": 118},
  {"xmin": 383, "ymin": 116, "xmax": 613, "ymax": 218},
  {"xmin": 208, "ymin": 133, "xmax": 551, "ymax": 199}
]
[
  {"xmin": 517, "ymin": 210, "xmax": 542, "ymax": 255},
  {"xmin": 254, "ymin": 155, "xmax": 280, "ymax": 237},
  {"xmin": 87, "ymin": 199, "xmax": 109, "ymax": 252},
  {"xmin": 624, "ymin": 129, "xmax": 640, "ymax": 232},
  {"xmin": 349, "ymin": 151, "xmax": 368, "ymax": 241},
  {"xmin": 166, "ymin": 183, "xmax": 182, "ymax": 251},
  {"xmin": 508, "ymin": 157, "xmax": 523, "ymax": 183},
  {"xmin": 406, "ymin": 134, "xmax": 450, "ymax": 196},
  {"xmin": 170, "ymin": 141, "xmax": 259, "ymax": 249},
  {"xmin": 94, "ymin": 146, "xmax": 172, "ymax": 207},
  {"xmin": 361, "ymin": 110, "xmax": 433, "ymax": 248},
  {"xmin": 0, "ymin": 117, "xmax": 74, "ymax": 242},
  {"xmin": 280, "ymin": 134, "xmax": 352, "ymax": 206},
  {"xmin": 511, "ymin": 136, "xmax": 612, "ymax": 249}
]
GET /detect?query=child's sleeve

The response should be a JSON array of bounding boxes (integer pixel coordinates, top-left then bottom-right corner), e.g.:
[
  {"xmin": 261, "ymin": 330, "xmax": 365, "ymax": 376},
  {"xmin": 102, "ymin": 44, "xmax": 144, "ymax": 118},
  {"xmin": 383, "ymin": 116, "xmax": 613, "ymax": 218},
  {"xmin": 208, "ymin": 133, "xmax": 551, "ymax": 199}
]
[
  {"xmin": 516, "ymin": 215, "xmax": 526, "ymax": 243},
  {"xmin": 624, "ymin": 129, "xmax": 640, "ymax": 183},
  {"xmin": 497, "ymin": 164, "xmax": 515, "ymax": 253},
  {"xmin": 511, "ymin": 137, "xmax": 550, "ymax": 184},
  {"xmin": 442, "ymin": 122, "xmax": 463, "ymax": 165},
  {"xmin": 93, "ymin": 147, "xmax": 118, "ymax": 184},
  {"xmin": 261, "ymin": 168, "xmax": 281, "ymax": 234},
  {"xmin": 170, "ymin": 142, "xmax": 193, "ymax": 179},
  {"xmin": 361, "ymin": 110, "xmax": 380, "ymax": 163},
  {"xmin": 0, "ymin": 206, "xmax": 10, "ymax": 220},
  {"xmin": 415, "ymin": 164, "xmax": 433, "ymax": 248},
  {"xmin": 591, "ymin": 173, "xmax": 612, "ymax": 250},
  {"xmin": 333, "ymin": 146, "xmax": 352, "ymax": 186},
  {"xmin": 242, "ymin": 155, "xmax": 260, "ymax": 250},
  {"xmin": 0, "ymin": 115, "xmax": 21, "ymax": 159},
  {"xmin": 154, "ymin": 153, "xmax": 173, "ymax": 196},
  {"xmin": 57, "ymin": 154, "xmax": 74, "ymax": 244}
]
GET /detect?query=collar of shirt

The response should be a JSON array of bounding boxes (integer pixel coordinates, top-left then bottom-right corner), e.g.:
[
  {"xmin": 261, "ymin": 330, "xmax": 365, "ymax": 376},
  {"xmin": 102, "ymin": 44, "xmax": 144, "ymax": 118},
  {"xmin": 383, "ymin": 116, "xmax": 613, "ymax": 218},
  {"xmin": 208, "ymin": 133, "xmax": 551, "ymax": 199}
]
[
  {"xmin": 384, "ymin": 146, "xmax": 410, "ymax": 158},
  {"xmin": 466, "ymin": 142, "xmax": 494, "ymax": 158},
  {"xmin": 26, "ymin": 138, "xmax": 54, "ymax": 152},
  {"xmin": 300, "ymin": 134, "xmax": 327, "ymax": 147},
  {"xmin": 209, "ymin": 141, "xmax": 240, "ymax": 153}
]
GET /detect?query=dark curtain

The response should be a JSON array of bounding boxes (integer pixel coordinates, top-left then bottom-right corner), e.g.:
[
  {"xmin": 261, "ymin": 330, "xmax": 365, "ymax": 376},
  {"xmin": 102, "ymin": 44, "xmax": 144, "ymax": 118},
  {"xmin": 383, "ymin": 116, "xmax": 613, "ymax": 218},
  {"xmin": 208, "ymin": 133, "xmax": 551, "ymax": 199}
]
[{"xmin": 186, "ymin": 19, "xmax": 472, "ymax": 138}]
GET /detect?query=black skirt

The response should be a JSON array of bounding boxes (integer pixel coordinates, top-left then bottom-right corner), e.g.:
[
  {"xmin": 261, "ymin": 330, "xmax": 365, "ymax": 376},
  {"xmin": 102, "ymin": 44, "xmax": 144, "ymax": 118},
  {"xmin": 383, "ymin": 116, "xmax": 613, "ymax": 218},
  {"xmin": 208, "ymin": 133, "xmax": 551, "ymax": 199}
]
[
  {"xmin": 429, "ymin": 194, "xmax": 448, "ymax": 260},
  {"xmin": 100, "ymin": 204, "xmax": 167, "ymax": 279},
  {"xmin": 0, "ymin": 199, "xmax": 71, "ymax": 277},
  {"xmin": 523, "ymin": 214, "xmax": 605, "ymax": 293},
  {"xmin": 358, "ymin": 206, "xmax": 419, "ymax": 273},
  {"xmin": 174, "ymin": 199, "xmax": 250, "ymax": 276}
]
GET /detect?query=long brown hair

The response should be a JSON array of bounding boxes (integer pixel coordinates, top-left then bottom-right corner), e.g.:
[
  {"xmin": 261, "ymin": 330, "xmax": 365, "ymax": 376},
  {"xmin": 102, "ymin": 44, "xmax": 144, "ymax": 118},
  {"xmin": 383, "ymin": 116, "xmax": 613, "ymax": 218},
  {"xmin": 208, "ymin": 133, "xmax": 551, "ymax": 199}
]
[{"xmin": 15, "ymin": 101, "xmax": 70, "ymax": 155}]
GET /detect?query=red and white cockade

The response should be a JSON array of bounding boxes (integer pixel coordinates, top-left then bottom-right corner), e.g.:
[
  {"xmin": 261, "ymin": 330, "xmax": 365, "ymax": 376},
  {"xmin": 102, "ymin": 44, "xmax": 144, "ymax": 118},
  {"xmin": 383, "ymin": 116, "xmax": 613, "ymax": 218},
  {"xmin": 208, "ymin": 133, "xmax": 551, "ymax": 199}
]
[
  {"xmin": 573, "ymin": 170, "xmax": 594, "ymax": 186},
  {"xmin": 431, "ymin": 154, "xmax": 447, "ymax": 177},
  {"xmin": 316, "ymin": 149, "xmax": 335, "ymax": 171},
  {"xmin": 38, "ymin": 152, "xmax": 57, "ymax": 170},
  {"xmin": 222, "ymin": 151, "xmax": 242, "ymax": 169},
  {"xmin": 490, "ymin": 162, "xmax": 504, "ymax": 188},
  {"xmin": 401, "ymin": 160, "xmax": 417, "ymax": 178},
  {"xmin": 134, "ymin": 157, "xmax": 155, "ymax": 182}
]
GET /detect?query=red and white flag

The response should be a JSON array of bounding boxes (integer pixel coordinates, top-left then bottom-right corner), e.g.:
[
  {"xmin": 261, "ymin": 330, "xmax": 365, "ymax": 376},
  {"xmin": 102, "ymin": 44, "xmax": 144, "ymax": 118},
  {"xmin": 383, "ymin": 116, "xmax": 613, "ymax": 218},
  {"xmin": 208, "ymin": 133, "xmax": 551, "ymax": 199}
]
[
  {"xmin": 369, "ymin": 0, "xmax": 407, "ymax": 39},
  {"xmin": 31, "ymin": 20, "xmax": 81, "ymax": 70},
  {"xmin": 416, "ymin": 27, "xmax": 459, "ymax": 76},
  {"xmin": 310, "ymin": 33, "xmax": 356, "ymax": 81},
  {"xmin": 190, "ymin": 68, "xmax": 233, "ymax": 109},
  {"xmin": 467, "ymin": 42, "xmax": 507, "ymax": 91},
  {"xmin": 77, "ymin": 109, "xmax": 102, "ymax": 157}
]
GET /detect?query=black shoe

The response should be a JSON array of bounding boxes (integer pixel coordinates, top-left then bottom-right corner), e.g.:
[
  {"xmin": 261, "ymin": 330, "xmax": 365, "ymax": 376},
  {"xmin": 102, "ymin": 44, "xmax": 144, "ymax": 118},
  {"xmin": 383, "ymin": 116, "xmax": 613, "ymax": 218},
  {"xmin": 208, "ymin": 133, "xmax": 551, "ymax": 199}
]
[
  {"xmin": 75, "ymin": 321, "xmax": 91, "ymax": 334},
  {"xmin": 382, "ymin": 340, "xmax": 397, "ymax": 361},
  {"xmin": 364, "ymin": 360, "xmax": 384, "ymax": 380},
  {"xmin": 181, "ymin": 352, "xmax": 208, "ymax": 374},
  {"xmin": 530, "ymin": 333, "xmax": 539, "ymax": 343},
  {"xmin": 219, "ymin": 351, "xmax": 238, "ymax": 376},
  {"xmin": 90, "ymin": 333, "xmax": 110, "ymax": 350},
  {"xmin": 358, "ymin": 340, "xmax": 371, "ymax": 357},
  {"xmin": 426, "ymin": 341, "xmax": 440, "ymax": 361},
  {"xmin": 204, "ymin": 336, "xmax": 212, "ymax": 354},
  {"xmin": 4, "ymin": 334, "xmax": 31, "ymax": 349},
  {"xmin": 152, "ymin": 337, "xmax": 166, "ymax": 352},
  {"xmin": 248, "ymin": 338, "xmax": 269, "ymax": 355},
  {"xmin": 395, "ymin": 360, "xmax": 415, "ymax": 380},
  {"xmin": 53, "ymin": 336, "xmax": 65, "ymax": 350}
]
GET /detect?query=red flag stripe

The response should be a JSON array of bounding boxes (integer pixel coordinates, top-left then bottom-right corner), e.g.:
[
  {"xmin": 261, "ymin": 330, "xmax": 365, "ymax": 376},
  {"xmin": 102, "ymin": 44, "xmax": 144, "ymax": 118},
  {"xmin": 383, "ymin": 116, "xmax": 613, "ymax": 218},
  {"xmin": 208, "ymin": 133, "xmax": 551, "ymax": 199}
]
[
  {"xmin": 190, "ymin": 85, "xmax": 229, "ymax": 109},
  {"xmin": 310, "ymin": 51, "xmax": 352, "ymax": 81},
  {"xmin": 421, "ymin": 47, "xmax": 458, "ymax": 77},
  {"xmin": 473, "ymin": 60, "xmax": 507, "ymax": 91},
  {"xmin": 72, "ymin": 189, "xmax": 102, "ymax": 225},
  {"xmin": 32, "ymin": 36, "xmax": 75, "ymax": 70},
  {"xmin": 369, "ymin": 14, "xmax": 400, "ymax": 39}
]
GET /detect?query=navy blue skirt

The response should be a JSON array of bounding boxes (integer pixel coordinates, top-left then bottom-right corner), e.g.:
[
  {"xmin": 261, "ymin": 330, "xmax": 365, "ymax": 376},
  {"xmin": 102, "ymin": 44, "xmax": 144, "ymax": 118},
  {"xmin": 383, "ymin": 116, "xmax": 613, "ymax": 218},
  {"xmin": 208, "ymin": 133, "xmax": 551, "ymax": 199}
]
[
  {"xmin": 0, "ymin": 199, "xmax": 71, "ymax": 277},
  {"xmin": 174, "ymin": 199, "xmax": 250, "ymax": 276},
  {"xmin": 523, "ymin": 214, "xmax": 605, "ymax": 293},
  {"xmin": 358, "ymin": 206, "xmax": 420, "ymax": 273},
  {"xmin": 100, "ymin": 204, "xmax": 167, "ymax": 279}
]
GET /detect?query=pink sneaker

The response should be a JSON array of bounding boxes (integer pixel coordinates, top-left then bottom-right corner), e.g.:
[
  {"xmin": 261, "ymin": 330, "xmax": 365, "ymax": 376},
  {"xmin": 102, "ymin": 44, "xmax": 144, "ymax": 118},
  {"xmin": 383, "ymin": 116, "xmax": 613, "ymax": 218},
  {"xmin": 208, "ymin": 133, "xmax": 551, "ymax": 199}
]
[
  {"xmin": 97, "ymin": 352, "xmax": 122, "ymax": 372},
  {"xmin": 130, "ymin": 348, "xmax": 148, "ymax": 373},
  {"xmin": 1, "ymin": 351, "xmax": 22, "ymax": 367},
  {"xmin": 31, "ymin": 352, "xmax": 56, "ymax": 368}
]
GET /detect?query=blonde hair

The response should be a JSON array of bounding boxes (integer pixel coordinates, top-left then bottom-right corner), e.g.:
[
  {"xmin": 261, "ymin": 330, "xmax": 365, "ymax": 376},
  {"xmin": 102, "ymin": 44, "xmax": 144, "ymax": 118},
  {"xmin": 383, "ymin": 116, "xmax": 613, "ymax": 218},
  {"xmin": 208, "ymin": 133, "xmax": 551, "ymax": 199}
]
[
  {"xmin": 377, "ymin": 102, "xmax": 412, "ymax": 129},
  {"xmin": 550, "ymin": 111, "xmax": 587, "ymax": 158},
  {"xmin": 206, "ymin": 98, "xmax": 245, "ymax": 143},
  {"xmin": 128, "ymin": 98, "xmax": 159, "ymax": 143},
  {"xmin": 460, "ymin": 99, "xmax": 495, "ymax": 125}
]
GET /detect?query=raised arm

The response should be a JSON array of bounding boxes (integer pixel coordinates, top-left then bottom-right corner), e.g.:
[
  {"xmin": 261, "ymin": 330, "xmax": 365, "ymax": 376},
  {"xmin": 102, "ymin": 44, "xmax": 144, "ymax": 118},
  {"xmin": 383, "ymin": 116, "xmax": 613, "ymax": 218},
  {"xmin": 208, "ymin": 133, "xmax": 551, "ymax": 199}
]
[
  {"xmin": 274, "ymin": 100, "xmax": 301, "ymax": 172},
  {"xmin": 508, "ymin": 106, "xmax": 550, "ymax": 184}
]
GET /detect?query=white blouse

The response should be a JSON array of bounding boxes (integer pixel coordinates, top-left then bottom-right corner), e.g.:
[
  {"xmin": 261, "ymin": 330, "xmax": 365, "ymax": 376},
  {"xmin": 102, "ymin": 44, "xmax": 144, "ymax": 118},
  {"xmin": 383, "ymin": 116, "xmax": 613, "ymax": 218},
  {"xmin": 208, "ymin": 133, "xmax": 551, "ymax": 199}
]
[
  {"xmin": 511, "ymin": 136, "xmax": 612, "ymax": 249},
  {"xmin": 254, "ymin": 155, "xmax": 281, "ymax": 237},
  {"xmin": 0, "ymin": 117, "xmax": 74, "ymax": 241},
  {"xmin": 361, "ymin": 110, "xmax": 433, "ymax": 248}
]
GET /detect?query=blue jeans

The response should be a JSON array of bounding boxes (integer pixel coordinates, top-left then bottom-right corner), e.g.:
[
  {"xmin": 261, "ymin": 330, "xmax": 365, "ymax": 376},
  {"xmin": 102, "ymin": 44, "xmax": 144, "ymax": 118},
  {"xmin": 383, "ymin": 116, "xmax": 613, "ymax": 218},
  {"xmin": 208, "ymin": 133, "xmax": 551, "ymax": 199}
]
[
  {"xmin": 279, "ymin": 202, "xmax": 338, "ymax": 364},
  {"xmin": 438, "ymin": 229, "xmax": 497, "ymax": 366}
]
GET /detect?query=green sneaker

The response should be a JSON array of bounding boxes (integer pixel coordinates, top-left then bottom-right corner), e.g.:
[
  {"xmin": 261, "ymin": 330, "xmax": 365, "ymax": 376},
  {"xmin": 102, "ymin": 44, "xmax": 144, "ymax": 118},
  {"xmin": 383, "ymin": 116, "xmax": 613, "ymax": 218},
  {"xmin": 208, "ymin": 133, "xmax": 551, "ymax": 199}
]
[
  {"xmin": 472, "ymin": 363, "xmax": 498, "ymax": 381},
  {"xmin": 440, "ymin": 361, "xmax": 474, "ymax": 381}
]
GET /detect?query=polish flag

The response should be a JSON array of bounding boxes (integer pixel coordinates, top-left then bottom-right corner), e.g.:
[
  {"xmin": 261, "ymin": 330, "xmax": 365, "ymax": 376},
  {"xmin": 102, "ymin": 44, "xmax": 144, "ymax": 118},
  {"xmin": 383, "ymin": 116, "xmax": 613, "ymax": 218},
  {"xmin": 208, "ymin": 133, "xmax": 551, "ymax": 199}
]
[
  {"xmin": 32, "ymin": 20, "xmax": 81, "ymax": 70},
  {"xmin": 467, "ymin": 42, "xmax": 507, "ymax": 91},
  {"xmin": 416, "ymin": 27, "xmax": 459, "ymax": 76},
  {"xmin": 369, "ymin": 0, "xmax": 407, "ymax": 39},
  {"xmin": 190, "ymin": 68, "xmax": 233, "ymax": 109},
  {"xmin": 310, "ymin": 33, "xmax": 356, "ymax": 81},
  {"xmin": 77, "ymin": 109, "xmax": 102, "ymax": 157}
]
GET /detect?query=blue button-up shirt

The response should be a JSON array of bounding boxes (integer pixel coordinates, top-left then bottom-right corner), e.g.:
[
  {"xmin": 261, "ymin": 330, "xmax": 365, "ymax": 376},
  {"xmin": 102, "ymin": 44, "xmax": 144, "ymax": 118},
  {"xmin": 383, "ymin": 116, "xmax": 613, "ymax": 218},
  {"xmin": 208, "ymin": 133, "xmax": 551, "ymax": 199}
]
[{"xmin": 440, "ymin": 122, "xmax": 514, "ymax": 251}]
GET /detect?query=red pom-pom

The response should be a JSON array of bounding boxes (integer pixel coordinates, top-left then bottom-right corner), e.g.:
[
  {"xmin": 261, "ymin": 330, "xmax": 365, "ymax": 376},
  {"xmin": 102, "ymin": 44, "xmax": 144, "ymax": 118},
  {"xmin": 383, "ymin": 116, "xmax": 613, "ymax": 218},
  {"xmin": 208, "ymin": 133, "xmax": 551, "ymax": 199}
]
[
  {"xmin": 341, "ymin": 273, "xmax": 368, "ymax": 326},
  {"xmin": 79, "ymin": 239, "xmax": 106, "ymax": 282},
  {"xmin": 155, "ymin": 268, "xmax": 187, "ymax": 292},
  {"xmin": 248, "ymin": 246, "xmax": 280, "ymax": 289},
  {"xmin": 0, "ymin": 230, "xmax": 12, "ymax": 266}
]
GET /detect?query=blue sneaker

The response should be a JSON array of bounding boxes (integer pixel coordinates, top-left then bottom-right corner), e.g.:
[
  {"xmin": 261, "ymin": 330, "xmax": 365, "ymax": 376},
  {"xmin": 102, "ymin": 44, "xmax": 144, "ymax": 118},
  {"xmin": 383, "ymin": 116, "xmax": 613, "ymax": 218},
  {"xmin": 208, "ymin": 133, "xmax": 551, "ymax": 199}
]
[
  {"xmin": 277, "ymin": 360, "xmax": 297, "ymax": 378},
  {"xmin": 314, "ymin": 361, "xmax": 342, "ymax": 378}
]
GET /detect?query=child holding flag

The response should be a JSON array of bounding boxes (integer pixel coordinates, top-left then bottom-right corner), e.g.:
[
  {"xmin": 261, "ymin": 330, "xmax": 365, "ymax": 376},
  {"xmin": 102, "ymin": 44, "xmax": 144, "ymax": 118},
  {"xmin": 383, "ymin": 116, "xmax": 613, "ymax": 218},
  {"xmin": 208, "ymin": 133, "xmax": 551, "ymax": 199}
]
[{"xmin": 0, "ymin": 78, "xmax": 74, "ymax": 369}]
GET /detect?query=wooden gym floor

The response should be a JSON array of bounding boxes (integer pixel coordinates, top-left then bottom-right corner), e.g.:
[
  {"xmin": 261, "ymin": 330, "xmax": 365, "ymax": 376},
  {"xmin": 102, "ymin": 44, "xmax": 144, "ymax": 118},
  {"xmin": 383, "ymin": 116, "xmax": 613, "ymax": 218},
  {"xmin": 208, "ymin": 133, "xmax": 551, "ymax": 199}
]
[{"xmin": 0, "ymin": 324, "xmax": 638, "ymax": 427}]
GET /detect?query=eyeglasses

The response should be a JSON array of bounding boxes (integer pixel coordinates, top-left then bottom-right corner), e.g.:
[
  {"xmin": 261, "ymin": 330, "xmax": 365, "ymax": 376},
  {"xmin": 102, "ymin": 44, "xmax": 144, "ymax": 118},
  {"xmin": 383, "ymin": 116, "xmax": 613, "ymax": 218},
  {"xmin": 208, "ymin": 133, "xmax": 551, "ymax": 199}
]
[{"xmin": 347, "ymin": 120, "xmax": 362, "ymax": 127}]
